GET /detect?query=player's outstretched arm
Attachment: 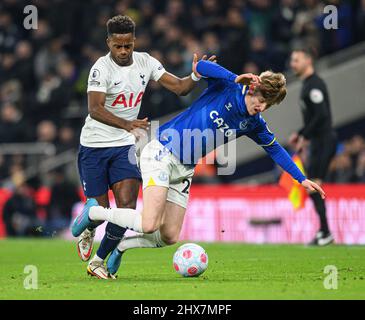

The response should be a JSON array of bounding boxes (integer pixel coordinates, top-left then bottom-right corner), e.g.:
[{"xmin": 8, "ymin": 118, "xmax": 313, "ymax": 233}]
[
  {"xmin": 88, "ymin": 91, "xmax": 149, "ymax": 131},
  {"xmin": 195, "ymin": 59, "xmax": 237, "ymax": 81},
  {"xmin": 158, "ymin": 54, "xmax": 216, "ymax": 96},
  {"xmin": 195, "ymin": 60, "xmax": 260, "ymax": 90},
  {"xmin": 262, "ymin": 140, "xmax": 325, "ymax": 199}
]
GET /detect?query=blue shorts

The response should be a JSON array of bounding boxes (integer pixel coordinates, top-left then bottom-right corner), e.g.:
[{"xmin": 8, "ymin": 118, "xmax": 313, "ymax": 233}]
[{"xmin": 78, "ymin": 144, "xmax": 141, "ymax": 197}]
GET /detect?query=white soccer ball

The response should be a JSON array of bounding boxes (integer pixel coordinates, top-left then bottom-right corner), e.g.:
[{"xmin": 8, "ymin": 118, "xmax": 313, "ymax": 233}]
[{"xmin": 173, "ymin": 243, "xmax": 208, "ymax": 277}]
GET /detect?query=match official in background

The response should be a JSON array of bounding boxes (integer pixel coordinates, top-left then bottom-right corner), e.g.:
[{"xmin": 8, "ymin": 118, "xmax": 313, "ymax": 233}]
[{"xmin": 289, "ymin": 48, "xmax": 337, "ymax": 246}]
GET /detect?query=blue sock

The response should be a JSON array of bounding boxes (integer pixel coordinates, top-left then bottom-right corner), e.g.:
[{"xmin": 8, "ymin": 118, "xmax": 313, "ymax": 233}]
[{"xmin": 96, "ymin": 223, "xmax": 127, "ymax": 260}]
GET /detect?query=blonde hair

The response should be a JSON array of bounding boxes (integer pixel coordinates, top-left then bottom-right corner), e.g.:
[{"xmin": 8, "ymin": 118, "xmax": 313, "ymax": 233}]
[{"xmin": 257, "ymin": 71, "xmax": 287, "ymax": 107}]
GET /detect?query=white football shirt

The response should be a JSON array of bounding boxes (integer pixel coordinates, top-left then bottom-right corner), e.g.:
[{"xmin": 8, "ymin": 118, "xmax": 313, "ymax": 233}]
[{"xmin": 80, "ymin": 51, "xmax": 166, "ymax": 147}]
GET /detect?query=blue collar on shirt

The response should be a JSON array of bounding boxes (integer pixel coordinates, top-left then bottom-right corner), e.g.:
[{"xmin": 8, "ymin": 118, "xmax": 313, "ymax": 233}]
[{"xmin": 240, "ymin": 84, "xmax": 257, "ymax": 117}]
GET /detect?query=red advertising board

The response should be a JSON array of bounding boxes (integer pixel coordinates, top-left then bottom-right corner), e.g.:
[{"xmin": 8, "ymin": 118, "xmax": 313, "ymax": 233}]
[{"xmin": 1, "ymin": 185, "xmax": 365, "ymax": 244}]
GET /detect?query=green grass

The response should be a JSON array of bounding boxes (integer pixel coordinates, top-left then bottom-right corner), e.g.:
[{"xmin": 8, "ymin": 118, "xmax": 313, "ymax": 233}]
[{"xmin": 0, "ymin": 239, "xmax": 364, "ymax": 300}]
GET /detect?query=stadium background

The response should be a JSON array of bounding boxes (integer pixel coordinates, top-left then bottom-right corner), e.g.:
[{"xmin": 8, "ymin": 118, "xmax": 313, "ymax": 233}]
[{"xmin": 0, "ymin": 0, "xmax": 365, "ymax": 243}]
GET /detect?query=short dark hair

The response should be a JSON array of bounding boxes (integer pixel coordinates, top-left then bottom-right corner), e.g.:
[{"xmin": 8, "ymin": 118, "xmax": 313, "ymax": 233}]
[
  {"xmin": 106, "ymin": 15, "xmax": 135, "ymax": 36},
  {"xmin": 292, "ymin": 46, "xmax": 318, "ymax": 61}
]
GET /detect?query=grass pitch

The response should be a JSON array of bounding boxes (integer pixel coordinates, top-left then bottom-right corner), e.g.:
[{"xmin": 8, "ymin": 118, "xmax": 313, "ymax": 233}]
[{"xmin": 0, "ymin": 239, "xmax": 364, "ymax": 300}]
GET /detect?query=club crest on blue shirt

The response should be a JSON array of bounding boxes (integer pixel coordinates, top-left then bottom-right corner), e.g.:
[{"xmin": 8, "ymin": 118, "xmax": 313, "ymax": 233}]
[{"xmin": 239, "ymin": 120, "xmax": 249, "ymax": 131}]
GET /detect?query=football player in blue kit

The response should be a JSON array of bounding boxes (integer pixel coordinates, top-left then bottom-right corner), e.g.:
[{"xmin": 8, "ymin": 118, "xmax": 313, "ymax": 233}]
[{"xmin": 72, "ymin": 57, "xmax": 325, "ymax": 277}]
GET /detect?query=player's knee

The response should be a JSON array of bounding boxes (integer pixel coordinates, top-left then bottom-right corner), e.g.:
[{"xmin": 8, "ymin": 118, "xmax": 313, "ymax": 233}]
[
  {"xmin": 117, "ymin": 199, "xmax": 137, "ymax": 209},
  {"xmin": 162, "ymin": 235, "xmax": 178, "ymax": 246},
  {"xmin": 161, "ymin": 231, "xmax": 179, "ymax": 245},
  {"xmin": 142, "ymin": 220, "xmax": 160, "ymax": 234}
]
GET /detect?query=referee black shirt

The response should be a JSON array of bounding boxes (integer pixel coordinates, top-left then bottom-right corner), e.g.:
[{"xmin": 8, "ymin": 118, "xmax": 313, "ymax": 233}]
[
  {"xmin": 298, "ymin": 73, "xmax": 334, "ymax": 139},
  {"xmin": 298, "ymin": 72, "xmax": 337, "ymax": 180}
]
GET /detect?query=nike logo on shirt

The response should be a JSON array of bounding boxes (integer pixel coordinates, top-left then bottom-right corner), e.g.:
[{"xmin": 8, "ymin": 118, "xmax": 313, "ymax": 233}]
[{"xmin": 114, "ymin": 81, "xmax": 122, "ymax": 85}]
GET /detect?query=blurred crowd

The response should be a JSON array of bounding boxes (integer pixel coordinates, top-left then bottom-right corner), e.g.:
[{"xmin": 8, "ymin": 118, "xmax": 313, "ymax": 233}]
[
  {"xmin": 327, "ymin": 135, "xmax": 365, "ymax": 183},
  {"xmin": 1, "ymin": 0, "xmax": 364, "ymax": 130},
  {"xmin": 1, "ymin": 0, "xmax": 365, "ymax": 236},
  {"xmin": 2, "ymin": 169, "xmax": 80, "ymax": 237}
]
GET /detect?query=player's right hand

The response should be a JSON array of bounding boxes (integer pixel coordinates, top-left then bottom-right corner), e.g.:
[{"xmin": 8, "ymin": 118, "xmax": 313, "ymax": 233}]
[{"xmin": 125, "ymin": 117, "xmax": 150, "ymax": 132}]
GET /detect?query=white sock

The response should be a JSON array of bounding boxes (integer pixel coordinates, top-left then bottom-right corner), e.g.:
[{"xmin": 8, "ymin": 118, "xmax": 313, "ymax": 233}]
[
  {"xmin": 89, "ymin": 206, "xmax": 143, "ymax": 233},
  {"xmin": 91, "ymin": 254, "xmax": 103, "ymax": 263},
  {"xmin": 117, "ymin": 230, "xmax": 167, "ymax": 252}
]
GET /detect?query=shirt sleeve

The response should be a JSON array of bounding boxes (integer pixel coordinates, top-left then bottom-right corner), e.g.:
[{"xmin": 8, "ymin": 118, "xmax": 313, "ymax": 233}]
[
  {"xmin": 263, "ymin": 141, "xmax": 306, "ymax": 183},
  {"xmin": 196, "ymin": 60, "xmax": 237, "ymax": 82},
  {"xmin": 149, "ymin": 55, "xmax": 166, "ymax": 81},
  {"xmin": 247, "ymin": 116, "xmax": 306, "ymax": 183},
  {"xmin": 246, "ymin": 116, "xmax": 277, "ymax": 147},
  {"xmin": 87, "ymin": 60, "xmax": 109, "ymax": 93}
]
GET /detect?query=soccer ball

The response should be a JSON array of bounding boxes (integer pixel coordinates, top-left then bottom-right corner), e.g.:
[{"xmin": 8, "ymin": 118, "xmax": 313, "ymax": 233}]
[{"xmin": 173, "ymin": 243, "xmax": 208, "ymax": 277}]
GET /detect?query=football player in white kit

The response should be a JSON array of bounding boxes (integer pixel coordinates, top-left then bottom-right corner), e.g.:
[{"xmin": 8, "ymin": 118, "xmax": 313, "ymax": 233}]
[{"xmin": 73, "ymin": 15, "xmax": 215, "ymax": 279}]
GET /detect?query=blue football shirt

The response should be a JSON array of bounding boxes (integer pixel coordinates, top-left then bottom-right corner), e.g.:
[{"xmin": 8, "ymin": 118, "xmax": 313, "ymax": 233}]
[
  {"xmin": 157, "ymin": 81, "xmax": 275, "ymax": 164},
  {"xmin": 156, "ymin": 60, "xmax": 306, "ymax": 183}
]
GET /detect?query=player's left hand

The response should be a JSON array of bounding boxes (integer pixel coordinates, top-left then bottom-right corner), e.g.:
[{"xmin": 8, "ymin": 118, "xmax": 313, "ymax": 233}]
[
  {"xmin": 301, "ymin": 179, "xmax": 326, "ymax": 199},
  {"xmin": 192, "ymin": 53, "xmax": 217, "ymax": 79},
  {"xmin": 235, "ymin": 73, "xmax": 261, "ymax": 86}
]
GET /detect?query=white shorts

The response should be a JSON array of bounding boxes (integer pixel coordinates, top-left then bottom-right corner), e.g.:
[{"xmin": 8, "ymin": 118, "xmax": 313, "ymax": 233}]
[{"xmin": 140, "ymin": 139, "xmax": 194, "ymax": 209}]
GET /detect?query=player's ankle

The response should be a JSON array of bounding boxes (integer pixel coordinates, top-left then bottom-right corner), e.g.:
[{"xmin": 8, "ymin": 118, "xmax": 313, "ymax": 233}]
[
  {"xmin": 89, "ymin": 206, "xmax": 106, "ymax": 221},
  {"xmin": 91, "ymin": 254, "xmax": 103, "ymax": 263}
]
